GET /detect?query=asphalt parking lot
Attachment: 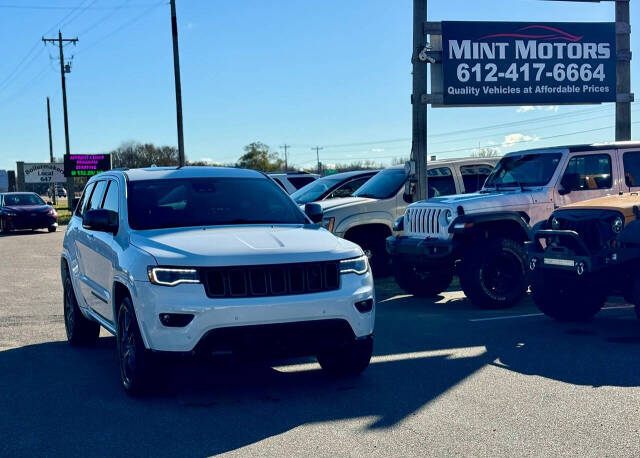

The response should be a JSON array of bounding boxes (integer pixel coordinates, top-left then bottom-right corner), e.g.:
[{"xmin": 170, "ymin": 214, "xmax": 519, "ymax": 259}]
[{"xmin": 1, "ymin": 228, "xmax": 640, "ymax": 457}]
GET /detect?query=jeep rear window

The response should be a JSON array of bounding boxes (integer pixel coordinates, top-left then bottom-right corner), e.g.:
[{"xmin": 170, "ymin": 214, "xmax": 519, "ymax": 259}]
[
  {"xmin": 484, "ymin": 153, "xmax": 561, "ymax": 188},
  {"xmin": 127, "ymin": 177, "xmax": 307, "ymax": 230}
]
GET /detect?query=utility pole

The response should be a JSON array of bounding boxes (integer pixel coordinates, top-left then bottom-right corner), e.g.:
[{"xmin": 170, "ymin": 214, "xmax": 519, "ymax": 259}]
[
  {"xmin": 280, "ymin": 144, "xmax": 290, "ymax": 170},
  {"xmin": 411, "ymin": 0, "xmax": 428, "ymax": 201},
  {"xmin": 169, "ymin": 0, "xmax": 185, "ymax": 167},
  {"xmin": 615, "ymin": 0, "xmax": 631, "ymax": 141},
  {"xmin": 43, "ymin": 32, "xmax": 77, "ymax": 209},
  {"xmin": 42, "ymin": 32, "xmax": 77, "ymax": 158},
  {"xmin": 312, "ymin": 146, "xmax": 323, "ymax": 175},
  {"xmin": 46, "ymin": 97, "xmax": 56, "ymax": 205}
]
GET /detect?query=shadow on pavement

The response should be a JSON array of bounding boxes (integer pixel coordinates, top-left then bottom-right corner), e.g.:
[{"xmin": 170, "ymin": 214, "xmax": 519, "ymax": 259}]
[{"xmin": 1, "ymin": 292, "xmax": 639, "ymax": 456}]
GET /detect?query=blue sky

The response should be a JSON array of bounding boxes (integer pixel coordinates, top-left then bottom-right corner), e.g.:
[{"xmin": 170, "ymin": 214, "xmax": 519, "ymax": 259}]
[{"xmin": 0, "ymin": 0, "xmax": 638, "ymax": 172}]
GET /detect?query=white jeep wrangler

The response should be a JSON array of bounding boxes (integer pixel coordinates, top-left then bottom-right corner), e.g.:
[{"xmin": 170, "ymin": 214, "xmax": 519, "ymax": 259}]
[
  {"xmin": 387, "ymin": 141, "xmax": 640, "ymax": 309},
  {"xmin": 317, "ymin": 157, "xmax": 499, "ymax": 274}
]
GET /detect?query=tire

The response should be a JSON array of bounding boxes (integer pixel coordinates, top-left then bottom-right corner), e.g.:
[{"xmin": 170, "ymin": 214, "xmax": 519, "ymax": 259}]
[
  {"xmin": 317, "ymin": 336, "xmax": 373, "ymax": 376},
  {"xmin": 531, "ymin": 272, "xmax": 605, "ymax": 321},
  {"xmin": 349, "ymin": 234, "xmax": 390, "ymax": 276},
  {"xmin": 117, "ymin": 297, "xmax": 157, "ymax": 396},
  {"xmin": 393, "ymin": 260, "xmax": 453, "ymax": 297},
  {"xmin": 48, "ymin": 226, "xmax": 57, "ymax": 233},
  {"xmin": 63, "ymin": 273, "xmax": 100, "ymax": 346},
  {"xmin": 0, "ymin": 218, "xmax": 9, "ymax": 234},
  {"xmin": 459, "ymin": 237, "xmax": 527, "ymax": 309}
]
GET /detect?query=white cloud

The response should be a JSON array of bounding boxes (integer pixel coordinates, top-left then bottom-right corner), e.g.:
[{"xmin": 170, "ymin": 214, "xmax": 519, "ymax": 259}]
[
  {"xmin": 371, "ymin": 148, "xmax": 385, "ymax": 153},
  {"xmin": 516, "ymin": 105, "xmax": 559, "ymax": 113},
  {"xmin": 502, "ymin": 133, "xmax": 538, "ymax": 147}
]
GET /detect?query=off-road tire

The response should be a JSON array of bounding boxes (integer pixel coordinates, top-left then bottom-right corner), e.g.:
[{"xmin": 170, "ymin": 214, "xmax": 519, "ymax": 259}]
[
  {"xmin": 459, "ymin": 237, "xmax": 527, "ymax": 309},
  {"xmin": 393, "ymin": 260, "xmax": 453, "ymax": 297},
  {"xmin": 63, "ymin": 273, "xmax": 100, "ymax": 346},
  {"xmin": 0, "ymin": 219, "xmax": 9, "ymax": 234},
  {"xmin": 117, "ymin": 297, "xmax": 157, "ymax": 396},
  {"xmin": 317, "ymin": 336, "xmax": 373, "ymax": 376},
  {"xmin": 532, "ymin": 272, "xmax": 605, "ymax": 321}
]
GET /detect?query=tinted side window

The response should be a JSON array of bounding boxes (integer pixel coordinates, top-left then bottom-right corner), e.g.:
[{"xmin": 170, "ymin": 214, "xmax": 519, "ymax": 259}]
[
  {"xmin": 329, "ymin": 177, "xmax": 370, "ymax": 199},
  {"xmin": 623, "ymin": 151, "xmax": 640, "ymax": 187},
  {"xmin": 561, "ymin": 154, "xmax": 612, "ymax": 191},
  {"xmin": 86, "ymin": 181, "xmax": 108, "ymax": 213},
  {"xmin": 101, "ymin": 181, "xmax": 119, "ymax": 213},
  {"xmin": 461, "ymin": 164, "xmax": 493, "ymax": 193},
  {"xmin": 288, "ymin": 176, "xmax": 316, "ymax": 189},
  {"xmin": 272, "ymin": 178, "xmax": 287, "ymax": 191},
  {"xmin": 428, "ymin": 167, "xmax": 456, "ymax": 198},
  {"xmin": 75, "ymin": 182, "xmax": 96, "ymax": 216}
]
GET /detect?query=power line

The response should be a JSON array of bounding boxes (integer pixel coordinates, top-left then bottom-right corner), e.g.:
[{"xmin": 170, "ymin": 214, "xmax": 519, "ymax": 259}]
[{"xmin": 0, "ymin": 2, "xmax": 162, "ymax": 10}]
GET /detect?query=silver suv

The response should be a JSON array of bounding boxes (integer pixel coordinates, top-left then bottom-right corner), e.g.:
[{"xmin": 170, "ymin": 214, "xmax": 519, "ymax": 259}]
[
  {"xmin": 388, "ymin": 142, "xmax": 640, "ymax": 309},
  {"xmin": 317, "ymin": 158, "xmax": 499, "ymax": 273}
]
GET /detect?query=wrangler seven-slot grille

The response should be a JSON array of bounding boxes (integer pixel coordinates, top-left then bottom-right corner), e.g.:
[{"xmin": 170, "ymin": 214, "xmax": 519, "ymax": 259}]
[
  {"xmin": 406, "ymin": 207, "xmax": 444, "ymax": 236},
  {"xmin": 201, "ymin": 261, "xmax": 340, "ymax": 298}
]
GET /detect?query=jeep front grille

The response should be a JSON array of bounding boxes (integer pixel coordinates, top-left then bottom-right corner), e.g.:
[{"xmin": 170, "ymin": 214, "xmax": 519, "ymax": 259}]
[
  {"xmin": 405, "ymin": 207, "xmax": 447, "ymax": 238},
  {"xmin": 201, "ymin": 261, "xmax": 340, "ymax": 298}
]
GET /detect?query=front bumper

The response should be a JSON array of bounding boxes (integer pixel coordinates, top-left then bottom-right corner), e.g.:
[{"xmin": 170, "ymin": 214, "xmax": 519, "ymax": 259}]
[
  {"xmin": 133, "ymin": 272, "xmax": 375, "ymax": 353},
  {"xmin": 386, "ymin": 235, "xmax": 456, "ymax": 264},
  {"xmin": 526, "ymin": 229, "xmax": 627, "ymax": 276},
  {"xmin": 6, "ymin": 214, "xmax": 57, "ymax": 230}
]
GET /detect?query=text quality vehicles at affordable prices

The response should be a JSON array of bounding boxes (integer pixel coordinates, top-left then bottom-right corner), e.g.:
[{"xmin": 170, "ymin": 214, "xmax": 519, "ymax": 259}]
[
  {"xmin": 387, "ymin": 142, "xmax": 640, "ymax": 309},
  {"xmin": 528, "ymin": 193, "xmax": 640, "ymax": 321},
  {"xmin": 61, "ymin": 167, "xmax": 375, "ymax": 395}
]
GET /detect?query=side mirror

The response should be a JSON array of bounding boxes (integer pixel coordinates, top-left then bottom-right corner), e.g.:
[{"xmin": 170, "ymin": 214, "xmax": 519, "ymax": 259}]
[
  {"xmin": 83, "ymin": 209, "xmax": 118, "ymax": 234},
  {"xmin": 403, "ymin": 180, "xmax": 415, "ymax": 203},
  {"xmin": 46, "ymin": 201, "xmax": 53, "ymax": 206},
  {"xmin": 304, "ymin": 203, "xmax": 323, "ymax": 224}
]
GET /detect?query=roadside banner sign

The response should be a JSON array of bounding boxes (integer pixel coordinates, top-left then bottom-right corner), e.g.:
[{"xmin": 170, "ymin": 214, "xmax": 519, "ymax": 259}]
[
  {"xmin": 23, "ymin": 163, "xmax": 66, "ymax": 184},
  {"xmin": 440, "ymin": 21, "xmax": 616, "ymax": 106},
  {"xmin": 64, "ymin": 154, "xmax": 111, "ymax": 177}
]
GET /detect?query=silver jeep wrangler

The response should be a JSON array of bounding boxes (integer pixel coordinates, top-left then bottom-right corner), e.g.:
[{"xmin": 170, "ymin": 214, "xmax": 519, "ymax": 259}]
[{"xmin": 387, "ymin": 141, "xmax": 640, "ymax": 308}]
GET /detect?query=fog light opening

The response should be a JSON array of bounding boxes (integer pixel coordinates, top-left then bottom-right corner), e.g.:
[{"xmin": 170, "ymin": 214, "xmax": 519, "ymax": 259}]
[
  {"xmin": 354, "ymin": 299, "xmax": 374, "ymax": 313},
  {"xmin": 159, "ymin": 313, "xmax": 194, "ymax": 327}
]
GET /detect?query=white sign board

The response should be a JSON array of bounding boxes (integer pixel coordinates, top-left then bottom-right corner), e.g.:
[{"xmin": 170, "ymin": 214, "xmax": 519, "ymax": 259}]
[{"xmin": 24, "ymin": 163, "xmax": 66, "ymax": 184}]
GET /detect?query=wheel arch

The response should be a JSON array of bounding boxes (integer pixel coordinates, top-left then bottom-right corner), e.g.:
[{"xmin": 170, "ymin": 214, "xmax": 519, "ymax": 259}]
[
  {"xmin": 111, "ymin": 277, "xmax": 151, "ymax": 349},
  {"xmin": 344, "ymin": 222, "xmax": 393, "ymax": 242},
  {"xmin": 452, "ymin": 211, "xmax": 532, "ymax": 246}
]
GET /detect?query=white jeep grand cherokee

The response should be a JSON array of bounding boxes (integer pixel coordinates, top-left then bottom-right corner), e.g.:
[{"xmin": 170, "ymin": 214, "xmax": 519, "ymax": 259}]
[{"xmin": 61, "ymin": 167, "xmax": 375, "ymax": 395}]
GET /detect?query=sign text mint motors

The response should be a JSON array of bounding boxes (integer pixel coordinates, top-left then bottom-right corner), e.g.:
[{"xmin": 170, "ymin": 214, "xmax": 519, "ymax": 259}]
[{"xmin": 441, "ymin": 21, "xmax": 616, "ymax": 105}]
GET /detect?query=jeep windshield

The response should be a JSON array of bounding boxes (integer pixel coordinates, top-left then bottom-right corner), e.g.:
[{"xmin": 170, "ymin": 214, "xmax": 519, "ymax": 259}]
[
  {"xmin": 484, "ymin": 153, "xmax": 562, "ymax": 189},
  {"xmin": 291, "ymin": 175, "xmax": 345, "ymax": 204},
  {"xmin": 127, "ymin": 177, "xmax": 307, "ymax": 230},
  {"xmin": 354, "ymin": 168, "xmax": 407, "ymax": 199}
]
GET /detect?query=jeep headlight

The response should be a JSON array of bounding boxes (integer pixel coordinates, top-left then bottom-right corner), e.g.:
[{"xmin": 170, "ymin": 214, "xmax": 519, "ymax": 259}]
[
  {"xmin": 393, "ymin": 216, "xmax": 404, "ymax": 232},
  {"xmin": 612, "ymin": 216, "xmax": 623, "ymax": 233},
  {"xmin": 444, "ymin": 209, "xmax": 454, "ymax": 225},
  {"xmin": 148, "ymin": 267, "xmax": 200, "ymax": 286},
  {"xmin": 321, "ymin": 217, "xmax": 335, "ymax": 232},
  {"xmin": 340, "ymin": 255, "xmax": 369, "ymax": 275}
]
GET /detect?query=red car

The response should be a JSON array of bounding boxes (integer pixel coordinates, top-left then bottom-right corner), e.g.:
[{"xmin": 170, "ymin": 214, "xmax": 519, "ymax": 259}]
[{"xmin": 0, "ymin": 192, "xmax": 58, "ymax": 233}]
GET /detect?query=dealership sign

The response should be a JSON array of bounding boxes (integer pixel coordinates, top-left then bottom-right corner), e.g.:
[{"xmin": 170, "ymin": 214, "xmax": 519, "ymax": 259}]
[
  {"xmin": 64, "ymin": 154, "xmax": 111, "ymax": 177},
  {"xmin": 440, "ymin": 21, "xmax": 616, "ymax": 105},
  {"xmin": 23, "ymin": 163, "xmax": 66, "ymax": 184}
]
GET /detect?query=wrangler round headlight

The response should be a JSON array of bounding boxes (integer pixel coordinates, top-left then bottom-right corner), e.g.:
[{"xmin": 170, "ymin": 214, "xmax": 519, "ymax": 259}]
[
  {"xmin": 612, "ymin": 216, "xmax": 623, "ymax": 233},
  {"xmin": 444, "ymin": 209, "xmax": 454, "ymax": 225}
]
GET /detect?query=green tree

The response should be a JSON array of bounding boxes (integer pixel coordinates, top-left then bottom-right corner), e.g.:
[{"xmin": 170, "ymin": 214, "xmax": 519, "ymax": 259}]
[
  {"xmin": 110, "ymin": 142, "xmax": 179, "ymax": 168},
  {"xmin": 236, "ymin": 142, "xmax": 284, "ymax": 172}
]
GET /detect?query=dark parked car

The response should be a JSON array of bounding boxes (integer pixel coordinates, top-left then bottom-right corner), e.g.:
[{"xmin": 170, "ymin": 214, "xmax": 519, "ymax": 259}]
[
  {"xmin": 0, "ymin": 192, "xmax": 58, "ymax": 233},
  {"xmin": 291, "ymin": 170, "xmax": 379, "ymax": 205}
]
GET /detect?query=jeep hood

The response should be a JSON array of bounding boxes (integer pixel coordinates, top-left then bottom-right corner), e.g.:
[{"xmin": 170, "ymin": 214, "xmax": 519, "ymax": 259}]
[
  {"xmin": 129, "ymin": 225, "xmax": 361, "ymax": 267},
  {"xmin": 411, "ymin": 191, "xmax": 534, "ymax": 213},
  {"xmin": 560, "ymin": 193, "xmax": 638, "ymax": 219}
]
